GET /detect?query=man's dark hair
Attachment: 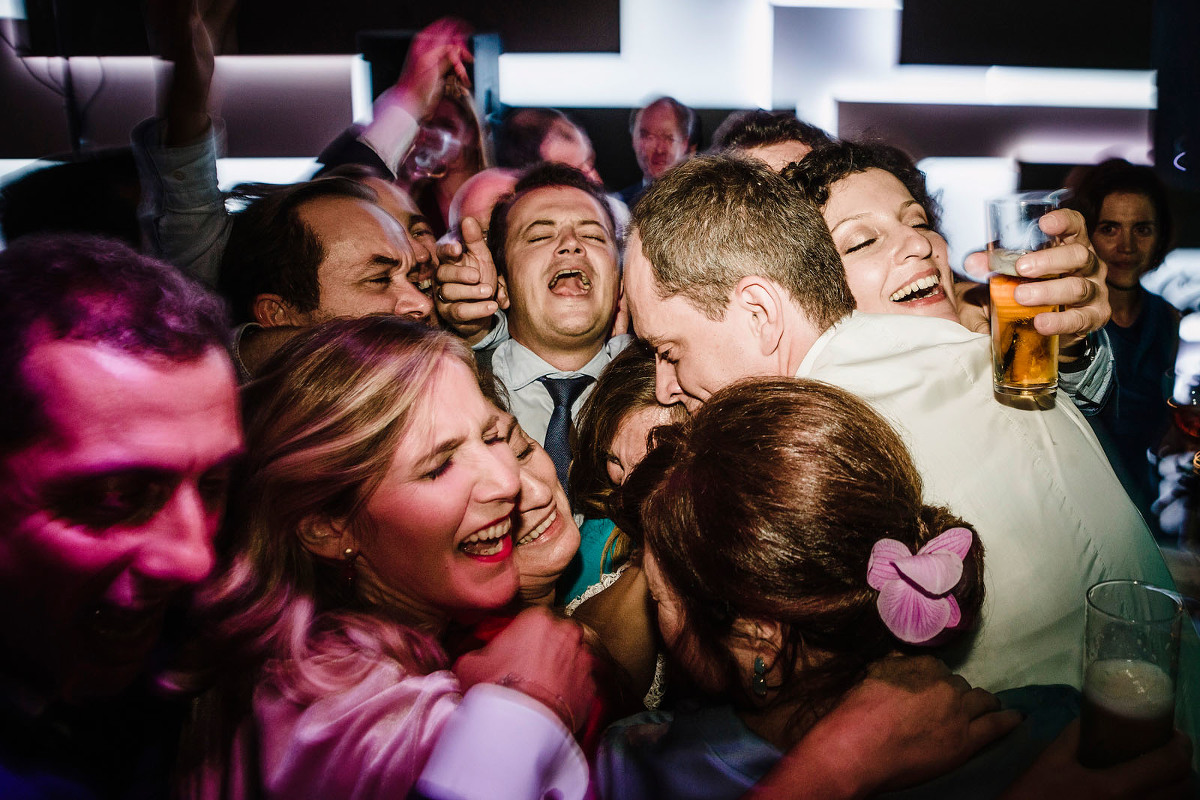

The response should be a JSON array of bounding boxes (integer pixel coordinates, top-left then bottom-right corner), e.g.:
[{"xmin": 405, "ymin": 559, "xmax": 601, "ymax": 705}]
[
  {"xmin": 629, "ymin": 97, "xmax": 698, "ymax": 148},
  {"xmin": 1069, "ymin": 158, "xmax": 1176, "ymax": 269},
  {"xmin": 486, "ymin": 162, "xmax": 616, "ymax": 278},
  {"xmin": 711, "ymin": 110, "xmax": 834, "ymax": 155},
  {"xmin": 219, "ymin": 177, "xmax": 378, "ymax": 324},
  {"xmin": 783, "ymin": 140, "xmax": 943, "ymax": 232},
  {"xmin": 0, "ymin": 150, "xmax": 142, "ymax": 247},
  {"xmin": 491, "ymin": 108, "xmax": 573, "ymax": 170},
  {"xmin": 0, "ymin": 234, "xmax": 230, "ymax": 456}
]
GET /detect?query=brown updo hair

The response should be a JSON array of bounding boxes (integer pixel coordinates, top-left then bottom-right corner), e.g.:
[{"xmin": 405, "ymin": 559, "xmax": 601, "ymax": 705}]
[{"xmin": 623, "ymin": 377, "xmax": 984, "ymax": 720}]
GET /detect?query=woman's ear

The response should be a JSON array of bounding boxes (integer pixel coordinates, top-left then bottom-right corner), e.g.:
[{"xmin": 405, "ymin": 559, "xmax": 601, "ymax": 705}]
[
  {"xmin": 728, "ymin": 617, "xmax": 787, "ymax": 698},
  {"xmin": 297, "ymin": 516, "xmax": 356, "ymax": 561},
  {"xmin": 732, "ymin": 618, "xmax": 785, "ymax": 654}
]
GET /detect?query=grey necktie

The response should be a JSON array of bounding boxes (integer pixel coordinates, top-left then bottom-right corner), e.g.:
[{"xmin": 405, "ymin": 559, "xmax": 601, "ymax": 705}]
[{"xmin": 537, "ymin": 375, "xmax": 594, "ymax": 492}]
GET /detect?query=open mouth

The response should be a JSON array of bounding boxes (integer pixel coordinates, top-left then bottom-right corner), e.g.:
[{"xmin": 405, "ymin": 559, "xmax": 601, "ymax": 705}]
[
  {"xmin": 459, "ymin": 518, "xmax": 513, "ymax": 559},
  {"xmin": 890, "ymin": 273, "xmax": 943, "ymax": 303},
  {"xmin": 548, "ymin": 269, "xmax": 592, "ymax": 296},
  {"xmin": 516, "ymin": 507, "xmax": 558, "ymax": 546},
  {"xmin": 86, "ymin": 601, "xmax": 168, "ymax": 650}
]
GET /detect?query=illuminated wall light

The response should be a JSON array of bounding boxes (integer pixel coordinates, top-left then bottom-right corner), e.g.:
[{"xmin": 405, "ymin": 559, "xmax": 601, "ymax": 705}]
[
  {"xmin": 1010, "ymin": 138, "xmax": 1152, "ymax": 165},
  {"xmin": 351, "ymin": 55, "xmax": 374, "ymax": 123},
  {"xmin": 499, "ymin": 0, "xmax": 774, "ymax": 108},
  {"xmin": 0, "ymin": 0, "xmax": 24, "ymax": 19},
  {"xmin": 771, "ymin": 0, "xmax": 900, "ymax": 8},
  {"xmin": 0, "ymin": 158, "xmax": 45, "ymax": 184},
  {"xmin": 216, "ymin": 54, "xmax": 356, "ymax": 79},
  {"xmin": 984, "ymin": 67, "xmax": 1155, "ymax": 109},
  {"xmin": 216, "ymin": 158, "xmax": 318, "ymax": 191}
]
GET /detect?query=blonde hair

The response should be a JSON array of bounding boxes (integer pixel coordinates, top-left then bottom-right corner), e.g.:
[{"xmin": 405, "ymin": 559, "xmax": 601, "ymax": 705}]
[{"xmin": 171, "ymin": 316, "xmax": 475, "ymax": 705}]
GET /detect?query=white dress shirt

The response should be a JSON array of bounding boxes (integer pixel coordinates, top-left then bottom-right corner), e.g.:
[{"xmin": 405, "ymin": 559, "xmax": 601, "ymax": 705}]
[
  {"xmin": 797, "ymin": 313, "xmax": 1180, "ymax": 693},
  {"xmin": 491, "ymin": 334, "xmax": 633, "ymax": 446}
]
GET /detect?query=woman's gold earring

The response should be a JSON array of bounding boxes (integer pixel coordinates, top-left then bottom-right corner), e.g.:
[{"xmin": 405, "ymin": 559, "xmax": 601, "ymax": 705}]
[{"xmin": 342, "ymin": 547, "xmax": 359, "ymax": 584}]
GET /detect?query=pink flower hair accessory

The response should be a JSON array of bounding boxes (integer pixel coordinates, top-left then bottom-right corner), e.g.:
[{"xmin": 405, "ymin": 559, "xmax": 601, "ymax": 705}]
[{"xmin": 866, "ymin": 527, "xmax": 973, "ymax": 645}]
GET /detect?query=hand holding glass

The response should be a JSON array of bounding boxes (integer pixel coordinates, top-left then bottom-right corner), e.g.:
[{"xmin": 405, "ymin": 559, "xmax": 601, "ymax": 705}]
[{"xmin": 986, "ymin": 191, "xmax": 1066, "ymax": 401}]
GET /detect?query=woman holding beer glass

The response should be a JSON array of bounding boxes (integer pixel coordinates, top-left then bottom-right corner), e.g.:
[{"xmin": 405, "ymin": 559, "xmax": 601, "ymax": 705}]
[
  {"xmin": 598, "ymin": 378, "xmax": 1194, "ymax": 800},
  {"xmin": 1070, "ymin": 159, "xmax": 1179, "ymax": 522},
  {"xmin": 784, "ymin": 141, "xmax": 1113, "ymax": 413}
]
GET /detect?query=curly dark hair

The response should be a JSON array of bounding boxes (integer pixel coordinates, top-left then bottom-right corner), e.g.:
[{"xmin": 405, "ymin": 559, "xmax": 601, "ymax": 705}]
[
  {"xmin": 486, "ymin": 162, "xmax": 615, "ymax": 279},
  {"xmin": 1068, "ymin": 158, "xmax": 1175, "ymax": 270},
  {"xmin": 711, "ymin": 110, "xmax": 833, "ymax": 155},
  {"xmin": 783, "ymin": 140, "xmax": 943, "ymax": 232}
]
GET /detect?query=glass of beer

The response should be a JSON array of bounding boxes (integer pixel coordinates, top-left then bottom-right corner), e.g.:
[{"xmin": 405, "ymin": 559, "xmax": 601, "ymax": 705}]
[
  {"xmin": 986, "ymin": 191, "xmax": 1066, "ymax": 400},
  {"xmin": 1079, "ymin": 579, "xmax": 1183, "ymax": 768}
]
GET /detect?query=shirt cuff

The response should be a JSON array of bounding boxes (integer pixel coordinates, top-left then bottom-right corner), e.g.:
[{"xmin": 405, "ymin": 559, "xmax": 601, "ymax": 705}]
[
  {"xmin": 414, "ymin": 684, "xmax": 588, "ymax": 800},
  {"xmin": 471, "ymin": 312, "xmax": 509, "ymax": 351},
  {"xmin": 1059, "ymin": 329, "xmax": 1114, "ymax": 416},
  {"xmin": 358, "ymin": 95, "xmax": 420, "ymax": 176},
  {"xmin": 131, "ymin": 116, "xmax": 225, "ymax": 208}
]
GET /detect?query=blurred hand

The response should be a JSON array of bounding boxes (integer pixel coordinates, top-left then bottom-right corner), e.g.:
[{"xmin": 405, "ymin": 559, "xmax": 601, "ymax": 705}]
[
  {"xmin": 1000, "ymin": 720, "xmax": 1194, "ymax": 799},
  {"xmin": 791, "ymin": 655, "xmax": 1022, "ymax": 796},
  {"xmin": 963, "ymin": 209, "xmax": 1110, "ymax": 346},
  {"xmin": 435, "ymin": 216, "xmax": 501, "ymax": 344},
  {"xmin": 146, "ymin": 0, "xmax": 215, "ymax": 146},
  {"xmin": 954, "ymin": 280, "xmax": 991, "ymax": 335},
  {"xmin": 389, "ymin": 18, "xmax": 473, "ymax": 122},
  {"xmin": 453, "ymin": 606, "xmax": 598, "ymax": 734}
]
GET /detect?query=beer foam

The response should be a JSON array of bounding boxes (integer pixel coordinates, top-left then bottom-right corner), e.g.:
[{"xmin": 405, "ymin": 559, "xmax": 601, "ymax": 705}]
[
  {"xmin": 988, "ymin": 248, "xmax": 1027, "ymax": 277},
  {"xmin": 1084, "ymin": 659, "xmax": 1175, "ymax": 720}
]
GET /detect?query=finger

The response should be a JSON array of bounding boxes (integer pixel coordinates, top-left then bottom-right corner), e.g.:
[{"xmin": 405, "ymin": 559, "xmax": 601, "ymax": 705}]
[
  {"xmin": 1033, "ymin": 306, "xmax": 1107, "ymax": 337},
  {"xmin": 436, "ymin": 263, "xmax": 482, "ymax": 287},
  {"xmin": 441, "ymin": 301, "xmax": 499, "ymax": 325},
  {"xmin": 460, "ymin": 215, "xmax": 486, "ymax": 247},
  {"xmin": 449, "ymin": 46, "xmax": 473, "ymax": 86},
  {"xmin": 437, "ymin": 282, "xmax": 493, "ymax": 304},
  {"xmin": 961, "ymin": 687, "xmax": 1002, "ymax": 718},
  {"xmin": 1016, "ymin": 242, "xmax": 1098, "ymax": 279},
  {"xmin": 460, "ymin": 217, "xmax": 498, "ymax": 288},
  {"xmin": 1038, "ymin": 208, "xmax": 1087, "ymax": 241},
  {"xmin": 436, "ymin": 239, "xmax": 465, "ymax": 263},
  {"xmin": 1014, "ymin": 274, "xmax": 1097, "ymax": 308},
  {"xmin": 946, "ymin": 673, "xmax": 972, "ymax": 694},
  {"xmin": 962, "ymin": 250, "xmax": 990, "ymax": 280},
  {"xmin": 964, "ymin": 708, "xmax": 1023, "ymax": 750}
]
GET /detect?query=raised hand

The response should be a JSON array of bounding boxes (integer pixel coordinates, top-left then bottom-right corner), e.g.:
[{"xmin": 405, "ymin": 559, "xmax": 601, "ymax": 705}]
[
  {"xmin": 963, "ymin": 208, "xmax": 1111, "ymax": 346},
  {"xmin": 434, "ymin": 215, "xmax": 503, "ymax": 344}
]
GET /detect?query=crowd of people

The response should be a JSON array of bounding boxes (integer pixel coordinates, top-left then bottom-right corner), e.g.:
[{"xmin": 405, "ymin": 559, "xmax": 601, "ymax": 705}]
[{"xmin": 1, "ymin": 6, "xmax": 1197, "ymax": 799}]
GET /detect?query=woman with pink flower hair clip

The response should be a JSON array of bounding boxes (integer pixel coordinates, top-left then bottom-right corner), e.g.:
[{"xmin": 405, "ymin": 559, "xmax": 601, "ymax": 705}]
[{"xmin": 596, "ymin": 377, "xmax": 1194, "ymax": 800}]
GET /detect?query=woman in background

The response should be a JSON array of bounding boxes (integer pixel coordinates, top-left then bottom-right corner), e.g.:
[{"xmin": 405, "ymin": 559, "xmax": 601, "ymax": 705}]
[{"xmin": 1070, "ymin": 158, "xmax": 1179, "ymax": 524}]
